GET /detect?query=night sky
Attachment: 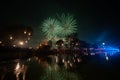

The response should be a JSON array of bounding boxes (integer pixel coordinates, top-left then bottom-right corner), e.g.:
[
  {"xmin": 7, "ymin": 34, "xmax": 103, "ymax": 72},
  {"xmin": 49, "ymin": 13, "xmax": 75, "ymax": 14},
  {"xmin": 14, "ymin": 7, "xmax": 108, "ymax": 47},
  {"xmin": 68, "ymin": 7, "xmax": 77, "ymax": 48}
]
[{"xmin": 0, "ymin": 0, "xmax": 120, "ymax": 46}]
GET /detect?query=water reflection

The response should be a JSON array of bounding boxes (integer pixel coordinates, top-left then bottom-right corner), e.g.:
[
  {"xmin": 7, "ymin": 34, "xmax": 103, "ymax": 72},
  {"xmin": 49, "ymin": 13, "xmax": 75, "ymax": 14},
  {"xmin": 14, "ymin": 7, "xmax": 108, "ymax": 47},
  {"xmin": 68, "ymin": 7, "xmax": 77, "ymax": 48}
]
[
  {"xmin": 39, "ymin": 55, "xmax": 80, "ymax": 80},
  {"xmin": 14, "ymin": 62, "xmax": 27, "ymax": 80},
  {"xmin": 0, "ymin": 54, "xmax": 82, "ymax": 80}
]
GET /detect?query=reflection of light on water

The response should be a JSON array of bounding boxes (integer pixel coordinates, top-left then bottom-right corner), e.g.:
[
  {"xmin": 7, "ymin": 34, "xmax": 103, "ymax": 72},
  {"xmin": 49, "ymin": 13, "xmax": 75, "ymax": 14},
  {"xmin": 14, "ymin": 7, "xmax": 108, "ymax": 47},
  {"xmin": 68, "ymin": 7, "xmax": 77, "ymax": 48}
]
[
  {"xmin": 14, "ymin": 62, "xmax": 21, "ymax": 75},
  {"xmin": 55, "ymin": 56, "xmax": 59, "ymax": 63},
  {"xmin": 35, "ymin": 57, "xmax": 39, "ymax": 61},
  {"xmin": 27, "ymin": 58, "xmax": 31, "ymax": 62},
  {"xmin": 35, "ymin": 57, "xmax": 41, "ymax": 64},
  {"xmin": 105, "ymin": 56, "xmax": 109, "ymax": 61},
  {"xmin": 77, "ymin": 58, "xmax": 81, "ymax": 63},
  {"xmin": 43, "ymin": 54, "xmax": 83, "ymax": 70},
  {"xmin": 73, "ymin": 57, "xmax": 76, "ymax": 62},
  {"xmin": 64, "ymin": 62, "xmax": 68, "ymax": 69},
  {"xmin": 15, "ymin": 62, "xmax": 20, "ymax": 71},
  {"xmin": 54, "ymin": 63, "xmax": 59, "ymax": 71},
  {"xmin": 14, "ymin": 62, "xmax": 27, "ymax": 80},
  {"xmin": 105, "ymin": 52, "xmax": 109, "ymax": 61},
  {"xmin": 38, "ymin": 59, "xmax": 41, "ymax": 63},
  {"xmin": 62, "ymin": 59, "xmax": 65, "ymax": 63},
  {"xmin": 73, "ymin": 59, "xmax": 76, "ymax": 62},
  {"xmin": 14, "ymin": 62, "xmax": 21, "ymax": 80},
  {"xmin": 44, "ymin": 58, "xmax": 79, "ymax": 79},
  {"xmin": 67, "ymin": 60, "xmax": 70, "ymax": 63},
  {"xmin": 70, "ymin": 63, "xmax": 73, "ymax": 67}
]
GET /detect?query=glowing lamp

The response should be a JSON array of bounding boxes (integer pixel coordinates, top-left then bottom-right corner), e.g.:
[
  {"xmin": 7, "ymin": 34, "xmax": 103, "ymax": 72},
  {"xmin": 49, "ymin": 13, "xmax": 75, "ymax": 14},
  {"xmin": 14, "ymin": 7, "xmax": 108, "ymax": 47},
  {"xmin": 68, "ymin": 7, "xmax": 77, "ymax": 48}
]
[
  {"xmin": 24, "ymin": 31, "xmax": 27, "ymax": 34},
  {"xmin": 19, "ymin": 41, "xmax": 24, "ymax": 46}
]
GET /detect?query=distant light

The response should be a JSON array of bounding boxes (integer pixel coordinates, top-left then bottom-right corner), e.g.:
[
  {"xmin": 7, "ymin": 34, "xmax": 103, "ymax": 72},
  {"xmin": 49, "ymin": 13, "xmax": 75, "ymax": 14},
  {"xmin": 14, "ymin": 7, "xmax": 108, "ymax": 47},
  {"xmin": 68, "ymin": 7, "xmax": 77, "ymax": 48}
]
[
  {"xmin": 39, "ymin": 44, "xmax": 42, "ymax": 46},
  {"xmin": 10, "ymin": 36, "xmax": 13, "ymax": 40},
  {"xmin": 62, "ymin": 59, "xmax": 65, "ymax": 63},
  {"xmin": 25, "ymin": 40, "xmax": 28, "ymax": 43},
  {"xmin": 67, "ymin": 60, "xmax": 70, "ymax": 63},
  {"xmin": 24, "ymin": 31, "xmax": 27, "ymax": 34},
  {"xmin": 28, "ymin": 33, "xmax": 31, "ymax": 36},
  {"xmin": 105, "ymin": 56, "xmax": 109, "ymax": 61},
  {"xmin": 28, "ymin": 37, "xmax": 30, "ymax": 40},
  {"xmin": 77, "ymin": 58, "xmax": 81, "ymax": 63},
  {"xmin": 70, "ymin": 63, "xmax": 73, "ymax": 67},
  {"xmin": 27, "ymin": 58, "xmax": 31, "ymax": 62},
  {"xmin": 55, "ymin": 56, "xmax": 59, "ymax": 63},
  {"xmin": 36, "ymin": 46, "xmax": 39, "ymax": 49},
  {"xmin": 19, "ymin": 41, "xmax": 24, "ymax": 46},
  {"xmin": 76, "ymin": 43, "xmax": 79, "ymax": 45},
  {"xmin": 13, "ymin": 45, "xmax": 16, "ymax": 47},
  {"xmin": 102, "ymin": 42, "xmax": 105, "ymax": 46},
  {"xmin": 90, "ymin": 53, "xmax": 95, "ymax": 55}
]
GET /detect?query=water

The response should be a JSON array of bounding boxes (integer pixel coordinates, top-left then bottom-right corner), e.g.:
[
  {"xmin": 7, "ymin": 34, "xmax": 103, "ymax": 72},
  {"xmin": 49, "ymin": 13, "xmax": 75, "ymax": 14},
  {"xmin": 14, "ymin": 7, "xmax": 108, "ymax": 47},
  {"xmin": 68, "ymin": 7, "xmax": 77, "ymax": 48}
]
[
  {"xmin": 1, "ymin": 52, "xmax": 120, "ymax": 80},
  {"xmin": 0, "ymin": 53, "xmax": 82, "ymax": 80}
]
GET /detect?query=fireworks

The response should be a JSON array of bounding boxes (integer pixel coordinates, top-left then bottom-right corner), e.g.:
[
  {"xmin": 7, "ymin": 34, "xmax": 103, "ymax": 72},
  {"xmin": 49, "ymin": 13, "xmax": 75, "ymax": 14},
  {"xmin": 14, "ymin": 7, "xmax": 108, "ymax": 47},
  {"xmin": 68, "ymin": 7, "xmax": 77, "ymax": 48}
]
[
  {"xmin": 41, "ymin": 18, "xmax": 62, "ymax": 40},
  {"xmin": 41, "ymin": 13, "xmax": 77, "ymax": 41},
  {"xmin": 58, "ymin": 13, "xmax": 77, "ymax": 37}
]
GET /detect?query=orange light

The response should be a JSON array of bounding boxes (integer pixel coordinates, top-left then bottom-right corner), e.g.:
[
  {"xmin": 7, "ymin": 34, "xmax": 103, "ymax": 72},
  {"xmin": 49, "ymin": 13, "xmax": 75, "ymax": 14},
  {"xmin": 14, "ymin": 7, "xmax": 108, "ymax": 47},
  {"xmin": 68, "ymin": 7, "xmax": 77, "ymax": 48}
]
[{"xmin": 19, "ymin": 41, "xmax": 24, "ymax": 46}]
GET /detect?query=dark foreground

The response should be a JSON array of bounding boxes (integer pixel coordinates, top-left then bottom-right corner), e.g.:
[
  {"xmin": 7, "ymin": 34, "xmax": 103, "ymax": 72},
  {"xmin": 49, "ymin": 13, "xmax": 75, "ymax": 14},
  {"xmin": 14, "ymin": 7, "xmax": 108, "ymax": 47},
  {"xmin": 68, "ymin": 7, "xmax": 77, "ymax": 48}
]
[{"xmin": 79, "ymin": 54, "xmax": 120, "ymax": 80}]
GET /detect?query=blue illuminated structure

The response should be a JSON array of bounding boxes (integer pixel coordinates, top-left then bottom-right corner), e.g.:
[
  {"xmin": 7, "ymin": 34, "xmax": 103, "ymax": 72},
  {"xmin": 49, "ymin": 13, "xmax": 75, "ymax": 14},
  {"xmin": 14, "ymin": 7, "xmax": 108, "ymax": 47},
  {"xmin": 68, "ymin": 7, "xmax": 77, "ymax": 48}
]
[
  {"xmin": 103, "ymin": 46, "xmax": 120, "ymax": 55},
  {"xmin": 95, "ymin": 42, "xmax": 120, "ymax": 56},
  {"xmin": 95, "ymin": 43, "xmax": 120, "ymax": 55}
]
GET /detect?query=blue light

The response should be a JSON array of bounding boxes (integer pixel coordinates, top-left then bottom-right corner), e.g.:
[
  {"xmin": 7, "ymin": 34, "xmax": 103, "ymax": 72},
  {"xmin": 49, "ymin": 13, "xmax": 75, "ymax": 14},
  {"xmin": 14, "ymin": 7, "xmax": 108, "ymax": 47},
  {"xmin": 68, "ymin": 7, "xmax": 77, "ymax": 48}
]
[
  {"xmin": 102, "ymin": 42, "xmax": 105, "ymax": 46},
  {"xmin": 104, "ymin": 46, "xmax": 120, "ymax": 55}
]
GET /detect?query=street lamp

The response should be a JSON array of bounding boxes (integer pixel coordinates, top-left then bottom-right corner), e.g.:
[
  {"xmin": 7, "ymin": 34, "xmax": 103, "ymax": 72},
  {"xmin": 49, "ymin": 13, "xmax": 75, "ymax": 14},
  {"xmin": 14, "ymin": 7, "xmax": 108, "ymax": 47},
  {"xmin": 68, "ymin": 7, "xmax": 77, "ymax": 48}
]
[{"xmin": 19, "ymin": 41, "xmax": 24, "ymax": 46}]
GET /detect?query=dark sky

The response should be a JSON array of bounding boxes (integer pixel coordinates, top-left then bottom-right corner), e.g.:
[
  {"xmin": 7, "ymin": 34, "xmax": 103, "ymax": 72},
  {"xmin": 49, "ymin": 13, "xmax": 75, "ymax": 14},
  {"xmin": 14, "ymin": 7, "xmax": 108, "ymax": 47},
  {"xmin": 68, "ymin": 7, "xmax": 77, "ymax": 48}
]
[{"xmin": 0, "ymin": 0, "xmax": 120, "ymax": 45}]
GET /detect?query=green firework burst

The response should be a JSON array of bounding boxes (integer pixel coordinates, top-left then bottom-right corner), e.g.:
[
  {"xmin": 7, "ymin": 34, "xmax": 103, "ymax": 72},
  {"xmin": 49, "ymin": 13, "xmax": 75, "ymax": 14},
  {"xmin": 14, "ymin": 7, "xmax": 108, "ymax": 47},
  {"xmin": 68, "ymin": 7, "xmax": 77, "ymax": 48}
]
[
  {"xmin": 58, "ymin": 13, "xmax": 77, "ymax": 37},
  {"xmin": 42, "ymin": 18, "xmax": 62, "ymax": 40}
]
